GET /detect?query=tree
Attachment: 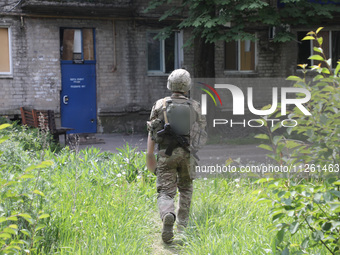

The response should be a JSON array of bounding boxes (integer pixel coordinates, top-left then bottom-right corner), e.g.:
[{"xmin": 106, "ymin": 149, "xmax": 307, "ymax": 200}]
[
  {"xmin": 146, "ymin": 0, "xmax": 340, "ymax": 76},
  {"xmin": 147, "ymin": 0, "xmax": 340, "ymax": 43}
]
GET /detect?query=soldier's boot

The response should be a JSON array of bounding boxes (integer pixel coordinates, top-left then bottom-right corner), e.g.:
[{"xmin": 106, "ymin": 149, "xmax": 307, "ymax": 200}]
[
  {"xmin": 177, "ymin": 206, "xmax": 189, "ymax": 233},
  {"xmin": 162, "ymin": 213, "xmax": 175, "ymax": 244}
]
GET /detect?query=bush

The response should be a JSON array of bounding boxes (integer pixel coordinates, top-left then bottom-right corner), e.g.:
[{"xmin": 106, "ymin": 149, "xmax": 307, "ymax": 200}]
[
  {"xmin": 256, "ymin": 28, "xmax": 340, "ymax": 254},
  {"xmin": 0, "ymin": 123, "xmax": 53, "ymax": 254}
]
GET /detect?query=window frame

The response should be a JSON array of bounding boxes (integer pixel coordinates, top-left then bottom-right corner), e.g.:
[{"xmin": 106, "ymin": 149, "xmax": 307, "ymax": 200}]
[
  {"xmin": 0, "ymin": 26, "xmax": 13, "ymax": 77},
  {"xmin": 297, "ymin": 30, "xmax": 339, "ymax": 69},
  {"xmin": 60, "ymin": 27, "xmax": 96, "ymax": 64},
  {"xmin": 224, "ymin": 37, "xmax": 258, "ymax": 73},
  {"xmin": 146, "ymin": 30, "xmax": 183, "ymax": 76}
]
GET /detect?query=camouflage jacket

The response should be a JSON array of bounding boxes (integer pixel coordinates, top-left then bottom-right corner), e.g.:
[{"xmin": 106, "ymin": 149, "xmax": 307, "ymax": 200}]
[{"xmin": 147, "ymin": 92, "xmax": 207, "ymax": 150}]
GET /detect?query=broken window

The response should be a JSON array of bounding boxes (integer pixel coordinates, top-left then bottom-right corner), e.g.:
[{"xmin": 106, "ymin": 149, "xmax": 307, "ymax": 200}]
[
  {"xmin": 0, "ymin": 27, "xmax": 12, "ymax": 75},
  {"xmin": 224, "ymin": 39, "xmax": 256, "ymax": 71},
  {"xmin": 60, "ymin": 28, "xmax": 95, "ymax": 61},
  {"xmin": 147, "ymin": 31, "xmax": 183, "ymax": 74}
]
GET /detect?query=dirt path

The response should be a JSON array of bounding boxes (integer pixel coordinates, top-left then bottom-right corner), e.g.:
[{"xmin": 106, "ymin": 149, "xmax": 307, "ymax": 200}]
[
  {"xmin": 149, "ymin": 210, "xmax": 183, "ymax": 255},
  {"xmin": 150, "ymin": 202, "xmax": 183, "ymax": 255}
]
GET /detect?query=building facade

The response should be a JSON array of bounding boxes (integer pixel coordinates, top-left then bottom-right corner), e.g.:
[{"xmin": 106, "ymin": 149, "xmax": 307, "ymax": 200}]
[{"xmin": 0, "ymin": 0, "xmax": 339, "ymax": 134}]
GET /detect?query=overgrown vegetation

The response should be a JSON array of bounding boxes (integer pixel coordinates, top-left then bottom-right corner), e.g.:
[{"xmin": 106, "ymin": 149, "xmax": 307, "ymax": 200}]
[
  {"xmin": 0, "ymin": 123, "xmax": 156, "ymax": 254},
  {"xmin": 1, "ymin": 28, "xmax": 338, "ymax": 252},
  {"xmin": 255, "ymin": 28, "xmax": 340, "ymax": 254},
  {"xmin": 0, "ymin": 123, "xmax": 52, "ymax": 254},
  {"xmin": 1, "ymin": 120, "xmax": 329, "ymax": 254}
]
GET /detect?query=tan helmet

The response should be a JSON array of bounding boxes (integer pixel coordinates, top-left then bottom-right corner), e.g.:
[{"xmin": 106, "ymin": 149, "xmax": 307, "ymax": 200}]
[{"xmin": 167, "ymin": 69, "xmax": 191, "ymax": 93}]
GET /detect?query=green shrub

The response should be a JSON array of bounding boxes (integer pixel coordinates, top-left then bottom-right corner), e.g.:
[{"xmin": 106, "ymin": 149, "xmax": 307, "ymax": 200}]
[
  {"xmin": 256, "ymin": 28, "xmax": 340, "ymax": 254},
  {"xmin": 0, "ymin": 123, "xmax": 52, "ymax": 254}
]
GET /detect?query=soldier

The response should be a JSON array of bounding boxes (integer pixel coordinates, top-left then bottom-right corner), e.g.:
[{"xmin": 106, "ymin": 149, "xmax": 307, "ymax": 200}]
[{"xmin": 146, "ymin": 69, "xmax": 206, "ymax": 244}]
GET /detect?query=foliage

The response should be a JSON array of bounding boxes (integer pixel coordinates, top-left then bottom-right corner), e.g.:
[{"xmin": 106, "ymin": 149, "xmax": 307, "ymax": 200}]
[
  {"xmin": 1, "ymin": 122, "xmax": 61, "ymax": 156},
  {"xmin": 114, "ymin": 143, "xmax": 153, "ymax": 183},
  {"xmin": 0, "ymin": 119, "xmax": 331, "ymax": 254},
  {"xmin": 39, "ymin": 147, "xmax": 155, "ymax": 254},
  {"xmin": 255, "ymin": 28, "xmax": 340, "ymax": 254},
  {"xmin": 0, "ymin": 124, "xmax": 52, "ymax": 254},
  {"xmin": 1, "ymin": 123, "xmax": 156, "ymax": 254},
  {"xmin": 145, "ymin": 0, "xmax": 340, "ymax": 43},
  {"xmin": 0, "ymin": 118, "xmax": 10, "ymax": 125}
]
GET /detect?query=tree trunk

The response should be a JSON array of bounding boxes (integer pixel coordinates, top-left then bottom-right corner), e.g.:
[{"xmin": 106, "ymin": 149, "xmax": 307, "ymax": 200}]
[
  {"xmin": 193, "ymin": 37, "xmax": 215, "ymax": 78},
  {"xmin": 193, "ymin": 37, "xmax": 215, "ymax": 133}
]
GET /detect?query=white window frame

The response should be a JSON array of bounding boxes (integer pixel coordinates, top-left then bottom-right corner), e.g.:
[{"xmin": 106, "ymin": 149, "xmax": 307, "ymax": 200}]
[
  {"xmin": 224, "ymin": 36, "xmax": 258, "ymax": 73},
  {"xmin": 0, "ymin": 26, "xmax": 13, "ymax": 77},
  {"xmin": 147, "ymin": 30, "xmax": 183, "ymax": 76}
]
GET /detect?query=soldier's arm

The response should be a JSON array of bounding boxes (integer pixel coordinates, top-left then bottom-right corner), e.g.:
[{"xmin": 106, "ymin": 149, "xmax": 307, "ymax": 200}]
[
  {"xmin": 146, "ymin": 134, "xmax": 157, "ymax": 173},
  {"xmin": 146, "ymin": 99, "xmax": 163, "ymax": 173},
  {"xmin": 193, "ymin": 101, "xmax": 207, "ymax": 129}
]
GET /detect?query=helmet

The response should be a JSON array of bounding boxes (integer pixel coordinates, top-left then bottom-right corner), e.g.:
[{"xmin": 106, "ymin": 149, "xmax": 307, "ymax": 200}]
[{"xmin": 167, "ymin": 69, "xmax": 191, "ymax": 93}]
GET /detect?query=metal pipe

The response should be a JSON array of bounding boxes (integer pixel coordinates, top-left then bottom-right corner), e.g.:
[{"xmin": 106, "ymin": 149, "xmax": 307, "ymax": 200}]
[{"xmin": 0, "ymin": 12, "xmax": 183, "ymax": 21}]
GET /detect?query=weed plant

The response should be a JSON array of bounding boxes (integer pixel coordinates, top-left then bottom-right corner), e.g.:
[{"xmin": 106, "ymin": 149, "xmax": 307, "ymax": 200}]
[{"xmin": 0, "ymin": 122, "xmax": 329, "ymax": 254}]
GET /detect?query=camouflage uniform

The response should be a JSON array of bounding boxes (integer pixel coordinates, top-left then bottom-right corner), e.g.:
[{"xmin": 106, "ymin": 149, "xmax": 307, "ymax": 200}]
[{"xmin": 148, "ymin": 92, "xmax": 206, "ymax": 227}]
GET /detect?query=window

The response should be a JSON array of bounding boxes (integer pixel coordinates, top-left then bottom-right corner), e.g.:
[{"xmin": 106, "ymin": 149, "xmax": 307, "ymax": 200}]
[
  {"xmin": 147, "ymin": 31, "xmax": 183, "ymax": 74},
  {"xmin": 224, "ymin": 39, "xmax": 256, "ymax": 71},
  {"xmin": 0, "ymin": 27, "xmax": 12, "ymax": 76},
  {"xmin": 298, "ymin": 30, "xmax": 340, "ymax": 68},
  {"xmin": 60, "ymin": 28, "xmax": 95, "ymax": 62}
]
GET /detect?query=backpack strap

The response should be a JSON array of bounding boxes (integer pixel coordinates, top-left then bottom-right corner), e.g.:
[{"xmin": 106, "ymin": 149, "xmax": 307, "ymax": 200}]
[{"xmin": 162, "ymin": 97, "xmax": 172, "ymax": 124}]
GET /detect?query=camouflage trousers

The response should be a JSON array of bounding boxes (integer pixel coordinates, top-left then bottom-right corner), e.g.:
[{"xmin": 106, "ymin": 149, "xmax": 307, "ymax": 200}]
[{"xmin": 156, "ymin": 147, "xmax": 194, "ymax": 227}]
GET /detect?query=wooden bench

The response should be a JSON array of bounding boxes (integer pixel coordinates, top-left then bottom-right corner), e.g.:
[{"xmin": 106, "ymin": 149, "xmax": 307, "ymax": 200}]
[{"xmin": 20, "ymin": 107, "xmax": 73, "ymax": 143}]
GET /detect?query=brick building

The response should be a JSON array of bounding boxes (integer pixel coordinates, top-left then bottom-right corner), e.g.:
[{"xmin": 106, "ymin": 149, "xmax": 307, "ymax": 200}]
[{"xmin": 0, "ymin": 0, "xmax": 339, "ymax": 134}]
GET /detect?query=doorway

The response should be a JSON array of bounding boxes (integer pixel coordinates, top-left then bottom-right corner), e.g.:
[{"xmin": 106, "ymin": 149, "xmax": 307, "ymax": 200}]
[{"xmin": 60, "ymin": 28, "xmax": 97, "ymax": 133}]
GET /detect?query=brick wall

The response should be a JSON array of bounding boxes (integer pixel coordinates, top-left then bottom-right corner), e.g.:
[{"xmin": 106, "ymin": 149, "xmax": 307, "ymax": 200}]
[
  {"xmin": 0, "ymin": 12, "xmax": 185, "ymax": 132},
  {"xmin": 214, "ymin": 29, "xmax": 298, "ymax": 78},
  {"xmin": 0, "ymin": 16, "xmax": 27, "ymax": 115},
  {"xmin": 1, "ymin": 0, "xmax": 338, "ymax": 133}
]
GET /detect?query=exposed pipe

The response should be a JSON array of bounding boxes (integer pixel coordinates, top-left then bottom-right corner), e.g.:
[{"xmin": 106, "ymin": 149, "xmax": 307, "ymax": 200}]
[{"xmin": 0, "ymin": 12, "xmax": 184, "ymax": 21}]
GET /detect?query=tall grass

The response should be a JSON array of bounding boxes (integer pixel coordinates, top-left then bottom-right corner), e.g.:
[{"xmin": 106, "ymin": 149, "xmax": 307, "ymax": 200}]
[
  {"xmin": 179, "ymin": 178, "xmax": 328, "ymax": 255},
  {"xmin": 181, "ymin": 179, "xmax": 272, "ymax": 254},
  {"xmin": 0, "ymin": 125, "xmax": 329, "ymax": 254},
  {"xmin": 38, "ymin": 147, "xmax": 157, "ymax": 254}
]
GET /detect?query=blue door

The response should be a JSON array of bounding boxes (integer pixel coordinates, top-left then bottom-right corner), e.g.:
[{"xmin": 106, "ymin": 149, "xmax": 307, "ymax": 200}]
[{"xmin": 60, "ymin": 28, "xmax": 97, "ymax": 133}]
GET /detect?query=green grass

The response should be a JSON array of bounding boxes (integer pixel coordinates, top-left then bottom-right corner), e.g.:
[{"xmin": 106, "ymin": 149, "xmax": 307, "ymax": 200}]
[
  {"xmin": 0, "ymin": 126, "xmax": 329, "ymax": 254},
  {"xmin": 178, "ymin": 179, "xmax": 327, "ymax": 255},
  {"xmin": 182, "ymin": 179, "xmax": 272, "ymax": 254},
  {"xmin": 37, "ymin": 147, "xmax": 157, "ymax": 254},
  {"xmin": 45, "ymin": 173, "xmax": 155, "ymax": 254}
]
